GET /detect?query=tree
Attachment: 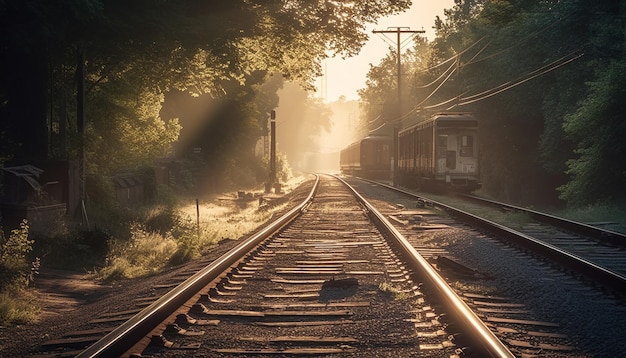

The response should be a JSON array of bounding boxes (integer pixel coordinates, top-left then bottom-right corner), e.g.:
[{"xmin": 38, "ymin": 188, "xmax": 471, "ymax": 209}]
[
  {"xmin": 358, "ymin": 52, "xmax": 399, "ymax": 136},
  {"xmin": 559, "ymin": 60, "xmax": 626, "ymax": 206},
  {"xmin": 1, "ymin": 0, "xmax": 412, "ymax": 166}
]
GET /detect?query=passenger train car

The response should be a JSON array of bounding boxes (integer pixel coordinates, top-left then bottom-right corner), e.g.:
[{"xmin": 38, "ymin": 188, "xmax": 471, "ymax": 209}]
[
  {"xmin": 339, "ymin": 135, "xmax": 392, "ymax": 179},
  {"xmin": 398, "ymin": 112, "xmax": 480, "ymax": 191}
]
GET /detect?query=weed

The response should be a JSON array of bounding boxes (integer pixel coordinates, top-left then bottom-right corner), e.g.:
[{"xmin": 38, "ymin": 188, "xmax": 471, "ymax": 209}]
[
  {"xmin": 378, "ymin": 281, "xmax": 410, "ymax": 300},
  {"xmin": 0, "ymin": 289, "xmax": 40, "ymax": 324},
  {"xmin": 96, "ymin": 225, "xmax": 177, "ymax": 281}
]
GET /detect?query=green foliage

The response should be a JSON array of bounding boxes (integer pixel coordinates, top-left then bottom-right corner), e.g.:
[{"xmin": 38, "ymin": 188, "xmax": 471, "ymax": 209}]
[
  {"xmin": 361, "ymin": 0, "xmax": 625, "ymax": 207},
  {"xmin": 276, "ymin": 154, "xmax": 294, "ymax": 183},
  {"xmin": 0, "ymin": 290, "xmax": 40, "ymax": 325},
  {"xmin": 0, "ymin": 220, "xmax": 36, "ymax": 288},
  {"xmin": 556, "ymin": 204, "xmax": 626, "ymax": 234},
  {"xmin": 98, "ymin": 224, "xmax": 178, "ymax": 281},
  {"xmin": 95, "ymin": 190, "xmax": 287, "ymax": 281},
  {"xmin": 33, "ymin": 229, "xmax": 108, "ymax": 271},
  {"xmin": 0, "ymin": 220, "xmax": 40, "ymax": 325},
  {"xmin": 87, "ymin": 79, "xmax": 181, "ymax": 174},
  {"xmin": 559, "ymin": 60, "xmax": 626, "ymax": 206},
  {"xmin": 1, "ymin": 0, "xmax": 413, "ymax": 208}
]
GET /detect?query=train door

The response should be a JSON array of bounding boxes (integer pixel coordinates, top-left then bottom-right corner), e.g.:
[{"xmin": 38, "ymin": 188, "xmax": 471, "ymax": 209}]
[
  {"xmin": 457, "ymin": 132, "xmax": 477, "ymax": 174},
  {"xmin": 436, "ymin": 134, "xmax": 451, "ymax": 177},
  {"xmin": 437, "ymin": 131, "xmax": 476, "ymax": 176}
]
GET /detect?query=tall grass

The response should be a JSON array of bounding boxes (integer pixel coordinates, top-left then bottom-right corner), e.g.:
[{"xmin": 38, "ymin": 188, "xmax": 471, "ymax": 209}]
[
  {"xmin": 96, "ymin": 224, "xmax": 178, "ymax": 280},
  {"xmin": 95, "ymin": 194, "xmax": 289, "ymax": 281},
  {"xmin": 0, "ymin": 290, "xmax": 39, "ymax": 324},
  {"xmin": 555, "ymin": 204, "xmax": 626, "ymax": 234}
]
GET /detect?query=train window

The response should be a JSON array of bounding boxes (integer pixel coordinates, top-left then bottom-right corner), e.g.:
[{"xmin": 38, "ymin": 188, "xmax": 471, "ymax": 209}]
[{"xmin": 460, "ymin": 135, "xmax": 474, "ymax": 157}]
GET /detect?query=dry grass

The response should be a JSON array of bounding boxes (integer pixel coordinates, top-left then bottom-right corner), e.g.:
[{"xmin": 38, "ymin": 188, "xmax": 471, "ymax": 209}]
[
  {"xmin": 0, "ymin": 288, "xmax": 40, "ymax": 324},
  {"xmin": 378, "ymin": 281, "xmax": 411, "ymax": 300},
  {"xmin": 94, "ymin": 176, "xmax": 307, "ymax": 281}
]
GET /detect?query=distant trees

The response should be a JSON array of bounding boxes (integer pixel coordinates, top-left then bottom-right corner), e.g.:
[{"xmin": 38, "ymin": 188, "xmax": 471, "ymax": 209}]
[
  {"xmin": 274, "ymin": 81, "xmax": 333, "ymax": 169},
  {"xmin": 0, "ymin": 1, "xmax": 411, "ymax": 197},
  {"xmin": 359, "ymin": 0, "xmax": 626, "ymax": 207}
]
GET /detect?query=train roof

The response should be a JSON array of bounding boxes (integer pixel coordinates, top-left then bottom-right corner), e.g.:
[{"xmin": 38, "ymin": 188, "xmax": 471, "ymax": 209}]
[
  {"xmin": 362, "ymin": 134, "xmax": 392, "ymax": 140},
  {"xmin": 399, "ymin": 112, "xmax": 477, "ymax": 133},
  {"xmin": 340, "ymin": 135, "xmax": 392, "ymax": 153}
]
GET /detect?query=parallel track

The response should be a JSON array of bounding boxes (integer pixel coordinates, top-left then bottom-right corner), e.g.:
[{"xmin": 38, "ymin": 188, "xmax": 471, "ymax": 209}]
[
  {"xmin": 462, "ymin": 194, "xmax": 626, "ymax": 247},
  {"xmin": 366, "ymin": 180, "xmax": 626, "ymax": 295},
  {"xmin": 349, "ymin": 177, "xmax": 626, "ymax": 356}
]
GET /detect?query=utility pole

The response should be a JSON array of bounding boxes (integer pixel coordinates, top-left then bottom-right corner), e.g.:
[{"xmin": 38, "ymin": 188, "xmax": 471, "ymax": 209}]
[{"xmin": 372, "ymin": 27, "xmax": 424, "ymax": 186}]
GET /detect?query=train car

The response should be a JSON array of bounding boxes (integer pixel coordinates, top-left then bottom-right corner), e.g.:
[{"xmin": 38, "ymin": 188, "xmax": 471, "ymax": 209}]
[
  {"xmin": 340, "ymin": 135, "xmax": 392, "ymax": 179},
  {"xmin": 398, "ymin": 113, "xmax": 480, "ymax": 191}
]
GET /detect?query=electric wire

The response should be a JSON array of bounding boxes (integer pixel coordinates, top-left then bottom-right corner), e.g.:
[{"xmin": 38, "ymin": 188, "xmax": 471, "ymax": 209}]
[
  {"xmin": 451, "ymin": 50, "xmax": 584, "ymax": 107},
  {"xmin": 413, "ymin": 58, "xmax": 458, "ymax": 89},
  {"xmin": 414, "ymin": 58, "xmax": 458, "ymax": 108},
  {"xmin": 365, "ymin": 5, "xmax": 585, "ymax": 125},
  {"xmin": 460, "ymin": 48, "xmax": 583, "ymax": 103}
]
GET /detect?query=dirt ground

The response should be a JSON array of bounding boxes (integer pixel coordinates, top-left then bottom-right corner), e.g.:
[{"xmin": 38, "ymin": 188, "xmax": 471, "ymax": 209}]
[{"xmin": 31, "ymin": 269, "xmax": 110, "ymax": 320}]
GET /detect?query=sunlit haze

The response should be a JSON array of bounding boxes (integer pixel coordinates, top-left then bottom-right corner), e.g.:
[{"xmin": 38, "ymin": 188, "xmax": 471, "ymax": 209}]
[
  {"xmin": 297, "ymin": 1, "xmax": 455, "ymax": 172},
  {"xmin": 317, "ymin": 1, "xmax": 455, "ymax": 103}
]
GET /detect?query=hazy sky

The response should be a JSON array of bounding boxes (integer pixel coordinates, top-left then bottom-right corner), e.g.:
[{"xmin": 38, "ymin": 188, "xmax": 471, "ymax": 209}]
[{"xmin": 317, "ymin": 0, "xmax": 455, "ymax": 102}]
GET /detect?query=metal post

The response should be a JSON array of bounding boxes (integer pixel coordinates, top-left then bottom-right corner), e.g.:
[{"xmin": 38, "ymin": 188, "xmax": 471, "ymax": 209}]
[
  {"xmin": 269, "ymin": 110, "xmax": 276, "ymax": 192},
  {"xmin": 397, "ymin": 30, "xmax": 402, "ymax": 116},
  {"xmin": 393, "ymin": 126, "xmax": 399, "ymax": 187},
  {"xmin": 196, "ymin": 198, "xmax": 200, "ymax": 239}
]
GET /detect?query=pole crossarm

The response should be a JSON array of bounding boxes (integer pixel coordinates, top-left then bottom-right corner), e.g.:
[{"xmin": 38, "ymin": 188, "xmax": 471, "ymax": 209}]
[
  {"xmin": 371, "ymin": 27, "xmax": 425, "ymax": 114},
  {"xmin": 372, "ymin": 27, "xmax": 425, "ymax": 34}
]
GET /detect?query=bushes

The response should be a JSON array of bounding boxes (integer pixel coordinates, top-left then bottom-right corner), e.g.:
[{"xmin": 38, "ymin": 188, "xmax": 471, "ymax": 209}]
[
  {"xmin": 95, "ymin": 206, "xmax": 199, "ymax": 281},
  {"xmin": 0, "ymin": 220, "xmax": 41, "ymax": 324},
  {"xmin": 97, "ymin": 224, "xmax": 178, "ymax": 280},
  {"xmin": 0, "ymin": 220, "xmax": 37, "ymax": 289}
]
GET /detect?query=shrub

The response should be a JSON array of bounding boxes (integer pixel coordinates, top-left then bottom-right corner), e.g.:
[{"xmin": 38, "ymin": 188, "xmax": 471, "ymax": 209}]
[
  {"xmin": 97, "ymin": 224, "xmax": 177, "ymax": 281},
  {"xmin": 0, "ymin": 220, "xmax": 36, "ymax": 288},
  {"xmin": 0, "ymin": 220, "xmax": 41, "ymax": 324}
]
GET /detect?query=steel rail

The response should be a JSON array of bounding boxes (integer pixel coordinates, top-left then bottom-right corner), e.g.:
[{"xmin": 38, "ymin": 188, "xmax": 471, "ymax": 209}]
[
  {"xmin": 335, "ymin": 176, "xmax": 515, "ymax": 358},
  {"xmin": 77, "ymin": 175, "xmax": 320, "ymax": 358},
  {"xmin": 462, "ymin": 194, "xmax": 626, "ymax": 248},
  {"xmin": 364, "ymin": 180, "xmax": 626, "ymax": 295}
]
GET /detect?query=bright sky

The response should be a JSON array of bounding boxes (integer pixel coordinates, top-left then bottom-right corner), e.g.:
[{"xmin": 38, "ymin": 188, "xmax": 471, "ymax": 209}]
[{"xmin": 317, "ymin": 0, "xmax": 455, "ymax": 102}]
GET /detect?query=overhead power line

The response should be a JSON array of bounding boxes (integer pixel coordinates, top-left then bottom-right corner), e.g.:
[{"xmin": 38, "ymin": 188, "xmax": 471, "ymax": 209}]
[{"xmin": 451, "ymin": 49, "xmax": 584, "ymax": 108}]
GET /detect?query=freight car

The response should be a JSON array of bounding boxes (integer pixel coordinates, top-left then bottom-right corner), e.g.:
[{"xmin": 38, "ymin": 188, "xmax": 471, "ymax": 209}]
[
  {"xmin": 398, "ymin": 113, "xmax": 480, "ymax": 191},
  {"xmin": 339, "ymin": 135, "xmax": 392, "ymax": 179}
]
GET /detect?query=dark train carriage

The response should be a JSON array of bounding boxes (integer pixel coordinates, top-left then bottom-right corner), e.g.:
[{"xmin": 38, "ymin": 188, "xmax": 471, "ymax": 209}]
[
  {"xmin": 398, "ymin": 113, "xmax": 480, "ymax": 191},
  {"xmin": 340, "ymin": 135, "xmax": 392, "ymax": 179}
]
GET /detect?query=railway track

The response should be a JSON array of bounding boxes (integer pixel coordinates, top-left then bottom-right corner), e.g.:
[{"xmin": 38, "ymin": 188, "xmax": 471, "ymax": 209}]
[
  {"xmin": 30, "ymin": 174, "xmax": 626, "ymax": 357},
  {"xmin": 35, "ymin": 175, "xmax": 514, "ymax": 357},
  {"xmin": 460, "ymin": 193, "xmax": 626, "ymax": 278},
  {"xmin": 350, "ymin": 177, "xmax": 626, "ymax": 356},
  {"xmin": 364, "ymin": 180, "xmax": 626, "ymax": 295}
]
